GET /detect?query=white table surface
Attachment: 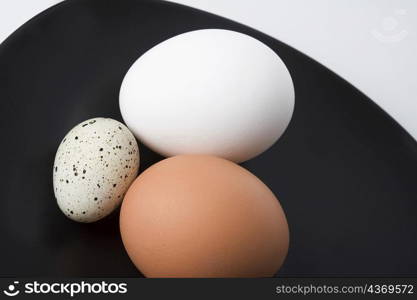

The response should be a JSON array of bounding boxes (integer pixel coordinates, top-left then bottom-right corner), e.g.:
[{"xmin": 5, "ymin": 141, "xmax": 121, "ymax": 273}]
[{"xmin": 1, "ymin": 0, "xmax": 416, "ymax": 141}]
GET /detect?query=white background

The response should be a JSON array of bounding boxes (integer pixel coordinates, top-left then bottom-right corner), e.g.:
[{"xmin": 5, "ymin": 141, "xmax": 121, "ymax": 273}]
[{"xmin": 1, "ymin": 0, "xmax": 416, "ymax": 141}]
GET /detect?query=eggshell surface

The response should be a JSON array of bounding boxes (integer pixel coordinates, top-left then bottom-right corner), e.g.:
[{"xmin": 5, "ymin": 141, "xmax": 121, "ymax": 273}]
[
  {"xmin": 120, "ymin": 155, "xmax": 289, "ymax": 277},
  {"xmin": 119, "ymin": 29, "xmax": 294, "ymax": 163},
  {"xmin": 53, "ymin": 118, "xmax": 140, "ymax": 223}
]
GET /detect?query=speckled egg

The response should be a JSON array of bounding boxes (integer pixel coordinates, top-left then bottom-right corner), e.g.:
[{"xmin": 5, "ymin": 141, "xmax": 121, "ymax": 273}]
[{"xmin": 53, "ymin": 118, "xmax": 140, "ymax": 223}]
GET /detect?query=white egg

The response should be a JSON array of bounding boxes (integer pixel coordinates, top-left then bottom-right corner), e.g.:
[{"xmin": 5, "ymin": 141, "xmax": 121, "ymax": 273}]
[
  {"xmin": 53, "ymin": 118, "xmax": 140, "ymax": 223},
  {"xmin": 120, "ymin": 29, "xmax": 294, "ymax": 163}
]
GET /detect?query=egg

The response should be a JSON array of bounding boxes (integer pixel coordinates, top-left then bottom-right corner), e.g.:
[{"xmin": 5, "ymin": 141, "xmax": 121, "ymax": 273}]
[
  {"xmin": 120, "ymin": 29, "xmax": 294, "ymax": 163},
  {"xmin": 53, "ymin": 118, "xmax": 140, "ymax": 223},
  {"xmin": 120, "ymin": 155, "xmax": 289, "ymax": 277}
]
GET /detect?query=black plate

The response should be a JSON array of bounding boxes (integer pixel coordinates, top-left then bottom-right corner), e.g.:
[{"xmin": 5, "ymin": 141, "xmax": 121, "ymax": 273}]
[{"xmin": 1, "ymin": 0, "xmax": 416, "ymax": 277}]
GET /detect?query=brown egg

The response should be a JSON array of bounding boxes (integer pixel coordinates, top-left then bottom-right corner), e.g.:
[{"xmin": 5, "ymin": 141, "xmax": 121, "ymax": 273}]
[{"xmin": 120, "ymin": 155, "xmax": 289, "ymax": 278}]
